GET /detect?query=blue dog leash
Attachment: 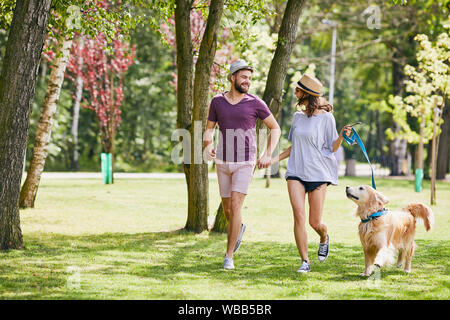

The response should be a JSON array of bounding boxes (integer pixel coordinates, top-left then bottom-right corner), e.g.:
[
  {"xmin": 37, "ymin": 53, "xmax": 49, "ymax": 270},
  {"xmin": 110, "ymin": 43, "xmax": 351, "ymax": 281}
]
[{"xmin": 343, "ymin": 127, "xmax": 377, "ymax": 190}]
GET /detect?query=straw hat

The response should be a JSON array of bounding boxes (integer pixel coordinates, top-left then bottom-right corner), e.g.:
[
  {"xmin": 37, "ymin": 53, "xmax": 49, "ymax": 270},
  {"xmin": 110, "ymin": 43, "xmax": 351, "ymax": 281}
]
[{"xmin": 296, "ymin": 74, "xmax": 323, "ymax": 96}]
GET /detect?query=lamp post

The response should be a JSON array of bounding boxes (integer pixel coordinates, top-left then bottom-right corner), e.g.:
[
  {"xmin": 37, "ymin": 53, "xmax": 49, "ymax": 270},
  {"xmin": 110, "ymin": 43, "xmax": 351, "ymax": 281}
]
[{"xmin": 321, "ymin": 19, "xmax": 337, "ymax": 106}]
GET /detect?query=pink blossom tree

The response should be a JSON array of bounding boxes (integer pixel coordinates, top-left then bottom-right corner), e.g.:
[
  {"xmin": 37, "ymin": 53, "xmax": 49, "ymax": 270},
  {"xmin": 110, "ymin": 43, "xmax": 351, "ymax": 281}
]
[{"xmin": 66, "ymin": 31, "xmax": 135, "ymax": 181}]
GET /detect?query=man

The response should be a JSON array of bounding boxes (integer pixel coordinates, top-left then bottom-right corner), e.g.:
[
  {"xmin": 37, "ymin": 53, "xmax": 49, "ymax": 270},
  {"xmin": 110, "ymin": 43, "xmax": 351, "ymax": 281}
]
[{"xmin": 204, "ymin": 60, "xmax": 281, "ymax": 270}]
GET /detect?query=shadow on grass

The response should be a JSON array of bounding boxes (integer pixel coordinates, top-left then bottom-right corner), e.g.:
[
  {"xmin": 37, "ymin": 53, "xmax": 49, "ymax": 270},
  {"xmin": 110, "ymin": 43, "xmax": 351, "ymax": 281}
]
[{"xmin": 0, "ymin": 230, "xmax": 448, "ymax": 299}]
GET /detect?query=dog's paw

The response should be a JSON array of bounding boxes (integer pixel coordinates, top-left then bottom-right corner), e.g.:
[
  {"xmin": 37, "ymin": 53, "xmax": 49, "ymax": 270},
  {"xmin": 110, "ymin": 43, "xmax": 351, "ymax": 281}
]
[
  {"xmin": 396, "ymin": 263, "xmax": 402, "ymax": 268},
  {"xmin": 403, "ymin": 268, "xmax": 411, "ymax": 273},
  {"xmin": 360, "ymin": 271, "xmax": 371, "ymax": 277}
]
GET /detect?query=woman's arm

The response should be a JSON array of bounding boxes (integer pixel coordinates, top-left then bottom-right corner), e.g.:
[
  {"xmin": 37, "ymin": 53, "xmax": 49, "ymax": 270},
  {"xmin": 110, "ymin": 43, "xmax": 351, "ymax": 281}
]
[
  {"xmin": 271, "ymin": 145, "xmax": 291, "ymax": 165},
  {"xmin": 332, "ymin": 126, "xmax": 351, "ymax": 152}
]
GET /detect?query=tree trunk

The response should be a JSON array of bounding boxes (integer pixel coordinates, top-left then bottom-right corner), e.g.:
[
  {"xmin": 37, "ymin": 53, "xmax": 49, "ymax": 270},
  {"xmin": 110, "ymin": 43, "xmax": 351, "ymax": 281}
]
[
  {"xmin": 0, "ymin": 0, "xmax": 52, "ymax": 249},
  {"xmin": 261, "ymin": 0, "xmax": 305, "ymax": 187},
  {"xmin": 430, "ymin": 101, "xmax": 439, "ymax": 205},
  {"xmin": 437, "ymin": 100, "xmax": 449, "ymax": 179},
  {"xmin": 261, "ymin": 0, "xmax": 305, "ymax": 119},
  {"xmin": 19, "ymin": 38, "xmax": 73, "ymax": 208},
  {"xmin": 71, "ymin": 73, "xmax": 82, "ymax": 171},
  {"xmin": 175, "ymin": 0, "xmax": 195, "ymax": 228},
  {"xmin": 416, "ymin": 115, "xmax": 425, "ymax": 171},
  {"xmin": 345, "ymin": 159, "xmax": 356, "ymax": 176},
  {"xmin": 109, "ymin": 70, "xmax": 115, "ymax": 184},
  {"xmin": 71, "ymin": 41, "xmax": 83, "ymax": 171},
  {"xmin": 375, "ymin": 110, "xmax": 385, "ymax": 160},
  {"xmin": 186, "ymin": 0, "xmax": 224, "ymax": 233},
  {"xmin": 389, "ymin": 52, "xmax": 408, "ymax": 176},
  {"xmin": 210, "ymin": 202, "xmax": 227, "ymax": 233}
]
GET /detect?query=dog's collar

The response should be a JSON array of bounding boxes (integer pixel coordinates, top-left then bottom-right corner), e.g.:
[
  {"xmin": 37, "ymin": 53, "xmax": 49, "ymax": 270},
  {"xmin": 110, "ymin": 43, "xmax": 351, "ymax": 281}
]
[{"xmin": 361, "ymin": 209, "xmax": 388, "ymax": 223}]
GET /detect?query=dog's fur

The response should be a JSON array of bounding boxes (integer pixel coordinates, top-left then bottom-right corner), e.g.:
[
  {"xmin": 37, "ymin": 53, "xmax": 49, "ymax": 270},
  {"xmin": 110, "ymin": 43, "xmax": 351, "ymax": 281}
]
[{"xmin": 345, "ymin": 185, "xmax": 434, "ymax": 276}]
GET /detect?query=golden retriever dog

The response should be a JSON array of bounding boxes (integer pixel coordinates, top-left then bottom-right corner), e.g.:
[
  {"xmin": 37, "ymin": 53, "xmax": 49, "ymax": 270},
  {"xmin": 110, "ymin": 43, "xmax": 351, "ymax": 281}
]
[{"xmin": 345, "ymin": 185, "xmax": 434, "ymax": 276}]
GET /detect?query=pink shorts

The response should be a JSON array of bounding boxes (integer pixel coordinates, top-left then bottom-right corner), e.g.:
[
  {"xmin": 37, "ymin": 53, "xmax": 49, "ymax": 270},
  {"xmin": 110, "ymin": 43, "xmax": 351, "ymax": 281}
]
[{"xmin": 215, "ymin": 161, "xmax": 256, "ymax": 198}]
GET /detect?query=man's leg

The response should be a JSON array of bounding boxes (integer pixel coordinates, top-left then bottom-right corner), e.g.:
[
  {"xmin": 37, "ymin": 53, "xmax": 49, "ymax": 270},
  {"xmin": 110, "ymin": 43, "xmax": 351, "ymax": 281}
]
[
  {"xmin": 226, "ymin": 191, "xmax": 246, "ymax": 258},
  {"xmin": 221, "ymin": 197, "xmax": 232, "ymax": 235}
]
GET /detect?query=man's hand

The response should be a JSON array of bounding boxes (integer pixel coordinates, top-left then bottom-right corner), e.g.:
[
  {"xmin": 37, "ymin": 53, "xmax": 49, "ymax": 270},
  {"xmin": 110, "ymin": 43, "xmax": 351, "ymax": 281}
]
[
  {"xmin": 204, "ymin": 120, "xmax": 217, "ymax": 161},
  {"xmin": 205, "ymin": 143, "xmax": 216, "ymax": 161},
  {"xmin": 257, "ymin": 154, "xmax": 272, "ymax": 169}
]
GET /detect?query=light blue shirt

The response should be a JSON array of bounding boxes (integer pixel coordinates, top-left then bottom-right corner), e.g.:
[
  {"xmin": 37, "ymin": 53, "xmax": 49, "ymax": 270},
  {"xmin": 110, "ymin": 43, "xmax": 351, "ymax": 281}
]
[{"xmin": 285, "ymin": 111, "xmax": 339, "ymax": 185}]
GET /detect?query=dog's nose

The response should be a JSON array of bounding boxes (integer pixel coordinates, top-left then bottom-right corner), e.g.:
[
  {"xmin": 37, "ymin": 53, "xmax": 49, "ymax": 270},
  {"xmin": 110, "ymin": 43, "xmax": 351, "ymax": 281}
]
[{"xmin": 346, "ymin": 186, "xmax": 349, "ymax": 190}]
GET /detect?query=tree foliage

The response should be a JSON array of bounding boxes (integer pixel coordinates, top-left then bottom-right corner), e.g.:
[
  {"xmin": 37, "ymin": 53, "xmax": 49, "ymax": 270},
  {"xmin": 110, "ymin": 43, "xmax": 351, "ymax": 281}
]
[{"xmin": 386, "ymin": 29, "xmax": 449, "ymax": 144}]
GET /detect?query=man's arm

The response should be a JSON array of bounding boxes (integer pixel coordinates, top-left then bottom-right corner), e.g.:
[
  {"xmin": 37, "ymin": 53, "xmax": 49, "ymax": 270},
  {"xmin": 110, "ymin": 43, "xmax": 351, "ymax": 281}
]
[
  {"xmin": 204, "ymin": 120, "xmax": 217, "ymax": 159},
  {"xmin": 258, "ymin": 114, "xmax": 281, "ymax": 169}
]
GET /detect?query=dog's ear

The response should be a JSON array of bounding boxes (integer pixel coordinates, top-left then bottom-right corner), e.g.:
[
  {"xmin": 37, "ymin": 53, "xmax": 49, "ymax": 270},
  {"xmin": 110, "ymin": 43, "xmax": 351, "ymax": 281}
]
[{"xmin": 375, "ymin": 190, "xmax": 389, "ymax": 206}]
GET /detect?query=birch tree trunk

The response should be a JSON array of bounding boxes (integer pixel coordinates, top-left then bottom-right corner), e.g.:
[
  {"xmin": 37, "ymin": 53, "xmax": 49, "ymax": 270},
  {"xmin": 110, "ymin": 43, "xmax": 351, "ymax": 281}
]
[
  {"xmin": 19, "ymin": 38, "xmax": 73, "ymax": 208},
  {"xmin": 186, "ymin": 0, "xmax": 224, "ymax": 233},
  {"xmin": 71, "ymin": 43, "xmax": 83, "ymax": 171},
  {"xmin": 0, "ymin": 0, "xmax": 52, "ymax": 249}
]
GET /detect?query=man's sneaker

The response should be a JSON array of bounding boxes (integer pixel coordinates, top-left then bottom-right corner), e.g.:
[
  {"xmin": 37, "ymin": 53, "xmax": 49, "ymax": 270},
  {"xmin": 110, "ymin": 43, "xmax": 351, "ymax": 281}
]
[
  {"xmin": 318, "ymin": 234, "xmax": 330, "ymax": 262},
  {"xmin": 223, "ymin": 256, "xmax": 235, "ymax": 270},
  {"xmin": 233, "ymin": 223, "xmax": 246, "ymax": 253},
  {"xmin": 297, "ymin": 260, "xmax": 311, "ymax": 273}
]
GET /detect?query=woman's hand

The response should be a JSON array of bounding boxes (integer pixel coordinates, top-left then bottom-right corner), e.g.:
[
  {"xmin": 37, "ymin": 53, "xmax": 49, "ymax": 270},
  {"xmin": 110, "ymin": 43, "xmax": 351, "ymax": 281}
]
[
  {"xmin": 333, "ymin": 126, "xmax": 352, "ymax": 152},
  {"xmin": 340, "ymin": 125, "xmax": 352, "ymax": 138},
  {"xmin": 257, "ymin": 155, "xmax": 272, "ymax": 169}
]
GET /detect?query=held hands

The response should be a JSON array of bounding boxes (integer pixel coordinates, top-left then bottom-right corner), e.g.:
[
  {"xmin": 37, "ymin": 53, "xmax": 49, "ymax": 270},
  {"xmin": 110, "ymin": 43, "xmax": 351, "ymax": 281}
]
[{"xmin": 257, "ymin": 154, "xmax": 272, "ymax": 169}]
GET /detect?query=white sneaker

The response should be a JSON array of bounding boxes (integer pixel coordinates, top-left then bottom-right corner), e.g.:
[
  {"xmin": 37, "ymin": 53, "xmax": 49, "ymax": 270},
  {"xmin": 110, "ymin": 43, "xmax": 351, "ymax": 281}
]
[
  {"xmin": 223, "ymin": 256, "xmax": 235, "ymax": 270},
  {"xmin": 297, "ymin": 260, "xmax": 311, "ymax": 273}
]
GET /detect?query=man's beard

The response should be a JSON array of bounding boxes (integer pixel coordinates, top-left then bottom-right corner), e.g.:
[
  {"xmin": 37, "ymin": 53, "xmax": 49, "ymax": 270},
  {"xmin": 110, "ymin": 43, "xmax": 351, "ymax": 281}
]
[{"xmin": 234, "ymin": 81, "xmax": 249, "ymax": 93}]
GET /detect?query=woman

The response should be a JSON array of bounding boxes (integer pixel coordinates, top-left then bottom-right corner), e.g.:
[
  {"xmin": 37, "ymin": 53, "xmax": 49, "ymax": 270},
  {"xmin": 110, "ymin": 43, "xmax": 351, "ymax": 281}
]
[{"xmin": 271, "ymin": 74, "xmax": 351, "ymax": 273}]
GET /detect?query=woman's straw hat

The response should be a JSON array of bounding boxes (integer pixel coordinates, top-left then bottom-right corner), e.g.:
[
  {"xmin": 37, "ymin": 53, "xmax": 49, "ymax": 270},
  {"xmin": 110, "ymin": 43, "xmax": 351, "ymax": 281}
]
[{"xmin": 296, "ymin": 74, "xmax": 323, "ymax": 96}]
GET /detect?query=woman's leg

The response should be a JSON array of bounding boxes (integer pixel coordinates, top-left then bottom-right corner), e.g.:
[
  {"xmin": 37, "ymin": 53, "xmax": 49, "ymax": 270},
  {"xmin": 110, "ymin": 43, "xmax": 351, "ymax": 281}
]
[
  {"xmin": 287, "ymin": 180, "xmax": 308, "ymax": 262},
  {"xmin": 307, "ymin": 184, "xmax": 328, "ymax": 243}
]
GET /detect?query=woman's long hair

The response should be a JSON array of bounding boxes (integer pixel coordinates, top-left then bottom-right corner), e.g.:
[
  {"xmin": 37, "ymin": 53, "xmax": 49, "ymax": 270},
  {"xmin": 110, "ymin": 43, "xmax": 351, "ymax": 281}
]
[{"xmin": 297, "ymin": 92, "xmax": 333, "ymax": 117}]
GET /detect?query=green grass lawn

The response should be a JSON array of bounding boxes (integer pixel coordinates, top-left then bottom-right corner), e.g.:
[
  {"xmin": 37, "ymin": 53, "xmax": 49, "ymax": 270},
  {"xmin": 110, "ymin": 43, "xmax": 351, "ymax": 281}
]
[{"xmin": 0, "ymin": 175, "xmax": 449, "ymax": 299}]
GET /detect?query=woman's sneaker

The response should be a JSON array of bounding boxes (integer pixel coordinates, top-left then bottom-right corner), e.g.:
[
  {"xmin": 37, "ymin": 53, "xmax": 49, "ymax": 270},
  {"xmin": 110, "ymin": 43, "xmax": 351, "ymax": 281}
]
[
  {"xmin": 297, "ymin": 260, "xmax": 311, "ymax": 273},
  {"xmin": 318, "ymin": 234, "xmax": 330, "ymax": 262}
]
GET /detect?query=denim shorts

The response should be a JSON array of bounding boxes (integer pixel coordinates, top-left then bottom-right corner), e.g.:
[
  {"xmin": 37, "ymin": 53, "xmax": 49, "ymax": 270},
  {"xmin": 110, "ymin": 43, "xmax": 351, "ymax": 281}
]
[{"xmin": 286, "ymin": 176, "xmax": 331, "ymax": 193}]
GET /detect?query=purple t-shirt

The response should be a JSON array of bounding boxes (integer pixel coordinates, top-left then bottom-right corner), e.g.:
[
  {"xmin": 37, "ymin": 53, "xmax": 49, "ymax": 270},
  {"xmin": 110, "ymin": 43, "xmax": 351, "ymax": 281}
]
[{"xmin": 207, "ymin": 92, "xmax": 271, "ymax": 162}]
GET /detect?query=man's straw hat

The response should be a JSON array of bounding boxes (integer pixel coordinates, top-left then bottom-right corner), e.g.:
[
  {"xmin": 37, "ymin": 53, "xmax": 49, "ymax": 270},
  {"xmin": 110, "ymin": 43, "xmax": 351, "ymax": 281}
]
[{"xmin": 228, "ymin": 60, "xmax": 254, "ymax": 82}]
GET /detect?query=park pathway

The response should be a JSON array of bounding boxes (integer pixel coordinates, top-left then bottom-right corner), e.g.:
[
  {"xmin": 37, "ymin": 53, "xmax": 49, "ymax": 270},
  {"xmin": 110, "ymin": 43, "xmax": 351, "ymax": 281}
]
[{"xmin": 35, "ymin": 164, "xmax": 449, "ymax": 181}]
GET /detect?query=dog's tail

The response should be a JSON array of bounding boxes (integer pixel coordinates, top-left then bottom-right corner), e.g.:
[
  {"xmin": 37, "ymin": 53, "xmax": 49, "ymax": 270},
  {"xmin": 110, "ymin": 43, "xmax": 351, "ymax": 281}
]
[{"xmin": 405, "ymin": 203, "xmax": 434, "ymax": 231}]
